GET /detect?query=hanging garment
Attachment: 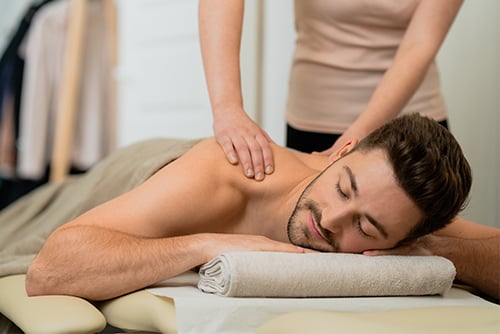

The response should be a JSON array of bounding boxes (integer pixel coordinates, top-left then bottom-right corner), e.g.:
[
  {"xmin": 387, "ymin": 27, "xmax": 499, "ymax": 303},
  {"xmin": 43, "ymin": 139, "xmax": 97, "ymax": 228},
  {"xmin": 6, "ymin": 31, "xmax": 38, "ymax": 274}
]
[{"xmin": 16, "ymin": 0, "xmax": 115, "ymax": 180}]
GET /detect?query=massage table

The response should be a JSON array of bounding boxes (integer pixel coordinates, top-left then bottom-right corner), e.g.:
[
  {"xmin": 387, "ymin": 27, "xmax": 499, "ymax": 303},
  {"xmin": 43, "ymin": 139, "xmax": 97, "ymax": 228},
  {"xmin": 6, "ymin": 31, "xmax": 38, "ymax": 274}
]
[
  {"xmin": 1, "ymin": 267, "xmax": 499, "ymax": 333},
  {"xmin": 0, "ymin": 137, "xmax": 498, "ymax": 333}
]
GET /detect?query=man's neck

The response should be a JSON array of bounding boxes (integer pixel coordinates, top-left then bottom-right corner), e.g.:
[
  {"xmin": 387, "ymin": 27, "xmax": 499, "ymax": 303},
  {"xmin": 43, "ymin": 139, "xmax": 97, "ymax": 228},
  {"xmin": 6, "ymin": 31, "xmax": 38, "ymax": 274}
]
[{"xmin": 239, "ymin": 146, "xmax": 325, "ymax": 243}]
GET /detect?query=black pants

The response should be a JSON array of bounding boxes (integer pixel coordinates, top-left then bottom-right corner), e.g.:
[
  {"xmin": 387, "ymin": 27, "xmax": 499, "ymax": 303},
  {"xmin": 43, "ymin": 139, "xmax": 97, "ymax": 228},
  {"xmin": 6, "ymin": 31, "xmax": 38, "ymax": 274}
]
[{"xmin": 286, "ymin": 119, "xmax": 449, "ymax": 153}]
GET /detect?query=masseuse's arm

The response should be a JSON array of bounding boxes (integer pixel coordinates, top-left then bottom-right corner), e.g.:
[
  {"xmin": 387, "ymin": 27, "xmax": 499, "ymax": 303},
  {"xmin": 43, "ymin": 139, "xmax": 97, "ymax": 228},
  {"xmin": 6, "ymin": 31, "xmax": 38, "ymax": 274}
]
[
  {"xmin": 367, "ymin": 217, "xmax": 500, "ymax": 301},
  {"xmin": 328, "ymin": 0, "xmax": 463, "ymax": 153},
  {"xmin": 199, "ymin": 0, "xmax": 274, "ymax": 181},
  {"xmin": 25, "ymin": 140, "xmax": 299, "ymax": 301}
]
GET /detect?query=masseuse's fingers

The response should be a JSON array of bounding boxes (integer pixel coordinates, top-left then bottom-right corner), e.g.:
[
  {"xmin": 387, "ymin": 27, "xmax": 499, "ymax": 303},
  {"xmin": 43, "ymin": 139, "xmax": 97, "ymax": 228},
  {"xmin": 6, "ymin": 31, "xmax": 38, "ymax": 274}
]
[
  {"xmin": 213, "ymin": 111, "xmax": 274, "ymax": 181},
  {"xmin": 243, "ymin": 132, "xmax": 274, "ymax": 181},
  {"xmin": 255, "ymin": 132, "xmax": 274, "ymax": 177}
]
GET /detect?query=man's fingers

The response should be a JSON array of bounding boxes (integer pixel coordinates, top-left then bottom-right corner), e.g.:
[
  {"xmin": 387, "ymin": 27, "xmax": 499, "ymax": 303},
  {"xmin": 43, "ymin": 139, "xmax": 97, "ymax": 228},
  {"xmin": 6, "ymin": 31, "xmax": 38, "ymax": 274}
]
[
  {"xmin": 363, "ymin": 250, "xmax": 383, "ymax": 256},
  {"xmin": 268, "ymin": 242, "xmax": 314, "ymax": 254},
  {"xmin": 363, "ymin": 242, "xmax": 432, "ymax": 257}
]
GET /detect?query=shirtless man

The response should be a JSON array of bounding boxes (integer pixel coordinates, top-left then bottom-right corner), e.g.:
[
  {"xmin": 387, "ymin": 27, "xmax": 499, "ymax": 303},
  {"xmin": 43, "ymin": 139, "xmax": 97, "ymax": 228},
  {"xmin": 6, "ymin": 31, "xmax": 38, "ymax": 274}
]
[{"xmin": 25, "ymin": 114, "xmax": 499, "ymax": 301}]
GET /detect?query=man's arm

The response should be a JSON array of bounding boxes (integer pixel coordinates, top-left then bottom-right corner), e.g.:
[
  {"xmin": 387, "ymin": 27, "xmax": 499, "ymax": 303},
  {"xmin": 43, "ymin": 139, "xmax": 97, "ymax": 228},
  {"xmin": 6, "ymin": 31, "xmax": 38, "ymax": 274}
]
[
  {"xmin": 26, "ymin": 226, "xmax": 209, "ymax": 300},
  {"xmin": 26, "ymin": 226, "xmax": 301, "ymax": 301},
  {"xmin": 428, "ymin": 217, "xmax": 500, "ymax": 301},
  {"xmin": 425, "ymin": 234, "xmax": 499, "ymax": 301},
  {"xmin": 25, "ymin": 140, "xmax": 301, "ymax": 301}
]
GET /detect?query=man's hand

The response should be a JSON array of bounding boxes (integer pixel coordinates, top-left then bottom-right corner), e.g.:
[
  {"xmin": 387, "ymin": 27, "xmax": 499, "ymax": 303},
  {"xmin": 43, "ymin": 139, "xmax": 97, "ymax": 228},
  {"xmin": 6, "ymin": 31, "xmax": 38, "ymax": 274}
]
[
  {"xmin": 363, "ymin": 235, "xmax": 434, "ymax": 256},
  {"xmin": 202, "ymin": 233, "xmax": 313, "ymax": 263},
  {"xmin": 213, "ymin": 109, "xmax": 274, "ymax": 181}
]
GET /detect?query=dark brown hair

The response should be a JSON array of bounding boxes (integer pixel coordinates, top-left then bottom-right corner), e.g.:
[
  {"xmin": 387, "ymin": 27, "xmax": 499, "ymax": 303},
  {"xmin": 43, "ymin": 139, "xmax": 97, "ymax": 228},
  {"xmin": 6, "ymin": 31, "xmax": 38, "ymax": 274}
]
[{"xmin": 353, "ymin": 113, "xmax": 472, "ymax": 244}]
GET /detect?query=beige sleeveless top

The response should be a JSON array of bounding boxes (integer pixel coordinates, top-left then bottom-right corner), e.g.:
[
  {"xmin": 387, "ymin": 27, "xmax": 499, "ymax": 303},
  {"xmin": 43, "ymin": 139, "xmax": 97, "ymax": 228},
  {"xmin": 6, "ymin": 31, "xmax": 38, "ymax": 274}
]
[{"xmin": 286, "ymin": 0, "xmax": 447, "ymax": 134}]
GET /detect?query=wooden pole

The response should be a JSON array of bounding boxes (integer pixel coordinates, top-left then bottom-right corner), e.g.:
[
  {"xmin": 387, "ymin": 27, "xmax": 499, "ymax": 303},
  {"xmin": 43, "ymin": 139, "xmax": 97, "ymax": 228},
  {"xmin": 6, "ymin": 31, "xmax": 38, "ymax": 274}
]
[
  {"xmin": 50, "ymin": 0, "xmax": 87, "ymax": 182},
  {"xmin": 104, "ymin": 0, "xmax": 118, "ymax": 150}
]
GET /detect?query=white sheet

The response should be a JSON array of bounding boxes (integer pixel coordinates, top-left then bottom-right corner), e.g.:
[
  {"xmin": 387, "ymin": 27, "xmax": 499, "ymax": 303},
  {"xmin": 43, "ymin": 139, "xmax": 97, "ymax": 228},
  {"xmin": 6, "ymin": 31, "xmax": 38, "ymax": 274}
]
[{"xmin": 147, "ymin": 272, "xmax": 498, "ymax": 334}]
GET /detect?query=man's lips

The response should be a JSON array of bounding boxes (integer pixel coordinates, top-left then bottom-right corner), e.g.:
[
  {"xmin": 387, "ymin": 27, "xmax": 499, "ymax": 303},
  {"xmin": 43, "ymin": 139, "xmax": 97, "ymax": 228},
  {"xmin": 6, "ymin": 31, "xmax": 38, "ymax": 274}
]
[{"xmin": 308, "ymin": 211, "xmax": 328, "ymax": 242}]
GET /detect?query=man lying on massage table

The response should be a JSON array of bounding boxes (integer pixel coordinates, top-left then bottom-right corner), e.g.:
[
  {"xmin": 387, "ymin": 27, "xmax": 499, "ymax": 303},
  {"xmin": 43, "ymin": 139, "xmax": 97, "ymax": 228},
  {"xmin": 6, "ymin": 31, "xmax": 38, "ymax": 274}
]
[{"xmin": 21, "ymin": 114, "xmax": 499, "ymax": 302}]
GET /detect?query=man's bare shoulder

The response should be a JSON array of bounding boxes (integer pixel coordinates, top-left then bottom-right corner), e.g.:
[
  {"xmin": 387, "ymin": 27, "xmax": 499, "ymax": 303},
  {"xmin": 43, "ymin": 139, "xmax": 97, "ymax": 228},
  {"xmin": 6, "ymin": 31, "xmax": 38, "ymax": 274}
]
[
  {"xmin": 195, "ymin": 137, "xmax": 223, "ymax": 152},
  {"xmin": 174, "ymin": 137, "xmax": 230, "ymax": 172},
  {"xmin": 153, "ymin": 137, "xmax": 242, "ymax": 185},
  {"xmin": 179, "ymin": 138, "xmax": 326, "ymax": 181},
  {"xmin": 271, "ymin": 143, "xmax": 327, "ymax": 172}
]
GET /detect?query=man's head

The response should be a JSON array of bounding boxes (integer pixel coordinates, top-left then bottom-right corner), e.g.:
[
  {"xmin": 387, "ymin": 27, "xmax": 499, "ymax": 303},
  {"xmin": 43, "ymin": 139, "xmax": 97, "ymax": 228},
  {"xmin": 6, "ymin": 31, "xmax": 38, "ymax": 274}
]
[{"xmin": 288, "ymin": 114, "xmax": 472, "ymax": 253}]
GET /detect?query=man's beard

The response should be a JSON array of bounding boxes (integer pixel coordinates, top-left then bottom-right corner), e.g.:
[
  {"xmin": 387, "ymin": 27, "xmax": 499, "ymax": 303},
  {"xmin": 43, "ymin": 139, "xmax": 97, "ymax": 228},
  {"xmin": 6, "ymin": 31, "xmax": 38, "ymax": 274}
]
[
  {"xmin": 287, "ymin": 176, "xmax": 338, "ymax": 252},
  {"xmin": 287, "ymin": 197, "xmax": 319, "ymax": 246}
]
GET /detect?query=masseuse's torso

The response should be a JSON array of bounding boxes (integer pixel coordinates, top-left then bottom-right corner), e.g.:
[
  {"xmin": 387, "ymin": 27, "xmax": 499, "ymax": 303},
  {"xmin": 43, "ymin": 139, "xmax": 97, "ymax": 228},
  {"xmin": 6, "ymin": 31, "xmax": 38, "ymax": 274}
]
[{"xmin": 287, "ymin": 0, "xmax": 446, "ymax": 133}]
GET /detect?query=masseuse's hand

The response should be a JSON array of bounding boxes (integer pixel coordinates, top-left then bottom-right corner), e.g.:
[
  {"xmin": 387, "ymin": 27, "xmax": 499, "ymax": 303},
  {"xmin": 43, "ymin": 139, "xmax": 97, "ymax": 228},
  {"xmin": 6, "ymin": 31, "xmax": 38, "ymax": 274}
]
[
  {"xmin": 321, "ymin": 126, "xmax": 367, "ymax": 157},
  {"xmin": 214, "ymin": 108, "xmax": 274, "ymax": 181}
]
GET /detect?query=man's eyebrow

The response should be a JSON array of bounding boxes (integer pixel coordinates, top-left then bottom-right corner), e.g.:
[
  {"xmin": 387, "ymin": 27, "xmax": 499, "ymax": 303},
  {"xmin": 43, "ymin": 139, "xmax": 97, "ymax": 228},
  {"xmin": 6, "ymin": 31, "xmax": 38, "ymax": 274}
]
[
  {"xmin": 343, "ymin": 165, "xmax": 358, "ymax": 194},
  {"xmin": 366, "ymin": 214, "xmax": 389, "ymax": 240},
  {"xmin": 343, "ymin": 166, "xmax": 389, "ymax": 240}
]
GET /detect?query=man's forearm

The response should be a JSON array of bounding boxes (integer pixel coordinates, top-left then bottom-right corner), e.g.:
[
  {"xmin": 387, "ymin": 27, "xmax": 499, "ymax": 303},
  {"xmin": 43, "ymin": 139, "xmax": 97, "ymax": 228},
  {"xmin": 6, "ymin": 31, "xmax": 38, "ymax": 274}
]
[
  {"xmin": 26, "ymin": 226, "xmax": 209, "ymax": 300},
  {"xmin": 426, "ymin": 234, "xmax": 500, "ymax": 300}
]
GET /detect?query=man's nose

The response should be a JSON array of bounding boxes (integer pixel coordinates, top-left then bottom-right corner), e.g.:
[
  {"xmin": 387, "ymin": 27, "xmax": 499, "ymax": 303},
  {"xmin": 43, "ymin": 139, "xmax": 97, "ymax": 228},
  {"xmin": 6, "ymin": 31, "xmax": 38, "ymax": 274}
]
[{"xmin": 321, "ymin": 204, "xmax": 353, "ymax": 234}]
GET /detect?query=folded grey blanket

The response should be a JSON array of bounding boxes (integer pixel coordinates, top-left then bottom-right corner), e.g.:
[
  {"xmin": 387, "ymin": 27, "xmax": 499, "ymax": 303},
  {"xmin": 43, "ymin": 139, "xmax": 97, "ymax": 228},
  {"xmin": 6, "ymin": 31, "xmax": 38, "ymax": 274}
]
[
  {"xmin": 0, "ymin": 138, "xmax": 199, "ymax": 277},
  {"xmin": 198, "ymin": 252, "xmax": 456, "ymax": 297}
]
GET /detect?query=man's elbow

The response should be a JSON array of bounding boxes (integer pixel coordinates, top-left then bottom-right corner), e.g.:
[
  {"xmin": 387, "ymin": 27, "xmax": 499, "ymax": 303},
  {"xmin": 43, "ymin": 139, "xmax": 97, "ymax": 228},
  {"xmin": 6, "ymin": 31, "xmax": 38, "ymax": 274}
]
[
  {"xmin": 25, "ymin": 226, "xmax": 81, "ymax": 297},
  {"xmin": 25, "ymin": 251, "xmax": 76, "ymax": 297},
  {"xmin": 25, "ymin": 260, "xmax": 61, "ymax": 297}
]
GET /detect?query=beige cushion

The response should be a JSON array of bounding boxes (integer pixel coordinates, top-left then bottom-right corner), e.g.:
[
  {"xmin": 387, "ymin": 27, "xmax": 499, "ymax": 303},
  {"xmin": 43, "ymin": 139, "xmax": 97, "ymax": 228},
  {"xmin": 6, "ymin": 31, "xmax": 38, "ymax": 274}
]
[
  {"xmin": 3, "ymin": 274, "xmax": 498, "ymax": 334},
  {"xmin": 98, "ymin": 289, "xmax": 177, "ymax": 333},
  {"xmin": 0, "ymin": 275, "xmax": 106, "ymax": 334},
  {"xmin": 256, "ymin": 306, "xmax": 500, "ymax": 334}
]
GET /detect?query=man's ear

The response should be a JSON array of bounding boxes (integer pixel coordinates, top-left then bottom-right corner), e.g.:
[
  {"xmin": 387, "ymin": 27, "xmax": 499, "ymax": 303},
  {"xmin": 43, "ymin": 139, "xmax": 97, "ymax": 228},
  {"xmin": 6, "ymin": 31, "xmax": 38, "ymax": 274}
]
[{"xmin": 327, "ymin": 139, "xmax": 359, "ymax": 164}]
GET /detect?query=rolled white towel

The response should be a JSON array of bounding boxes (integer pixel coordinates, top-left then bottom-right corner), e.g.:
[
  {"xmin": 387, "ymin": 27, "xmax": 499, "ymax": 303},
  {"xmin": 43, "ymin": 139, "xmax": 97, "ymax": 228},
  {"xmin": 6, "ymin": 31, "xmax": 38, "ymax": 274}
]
[{"xmin": 198, "ymin": 252, "xmax": 456, "ymax": 297}]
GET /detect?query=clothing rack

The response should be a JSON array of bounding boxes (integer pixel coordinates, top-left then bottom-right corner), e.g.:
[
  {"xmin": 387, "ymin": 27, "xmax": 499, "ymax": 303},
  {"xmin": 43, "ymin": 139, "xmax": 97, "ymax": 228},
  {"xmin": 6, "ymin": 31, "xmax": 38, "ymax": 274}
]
[{"xmin": 50, "ymin": 0, "xmax": 117, "ymax": 182}]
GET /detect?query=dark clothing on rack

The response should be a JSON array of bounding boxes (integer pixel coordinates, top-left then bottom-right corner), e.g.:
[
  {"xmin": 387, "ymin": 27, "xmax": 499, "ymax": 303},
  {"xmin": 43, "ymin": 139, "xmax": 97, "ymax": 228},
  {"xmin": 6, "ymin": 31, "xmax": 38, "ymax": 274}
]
[
  {"xmin": 0, "ymin": 0, "xmax": 55, "ymax": 130},
  {"xmin": 0, "ymin": 0, "xmax": 57, "ymax": 210}
]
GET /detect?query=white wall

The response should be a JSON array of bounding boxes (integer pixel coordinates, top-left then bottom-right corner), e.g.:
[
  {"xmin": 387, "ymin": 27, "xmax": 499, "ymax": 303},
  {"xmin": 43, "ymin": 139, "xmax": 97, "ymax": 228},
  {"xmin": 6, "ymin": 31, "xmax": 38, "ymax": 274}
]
[
  {"xmin": 0, "ymin": 0, "xmax": 34, "ymax": 54},
  {"xmin": 114, "ymin": 0, "xmax": 260, "ymax": 146},
  {"xmin": 260, "ymin": 0, "xmax": 295, "ymax": 145},
  {"xmin": 115, "ymin": 0, "xmax": 212, "ymax": 146},
  {"xmin": 437, "ymin": 0, "xmax": 500, "ymax": 227}
]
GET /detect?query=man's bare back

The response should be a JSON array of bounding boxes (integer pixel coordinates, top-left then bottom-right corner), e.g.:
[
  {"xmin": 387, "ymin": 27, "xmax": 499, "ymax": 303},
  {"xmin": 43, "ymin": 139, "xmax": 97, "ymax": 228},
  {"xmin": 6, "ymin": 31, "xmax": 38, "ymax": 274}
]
[{"xmin": 70, "ymin": 138, "xmax": 320, "ymax": 240}]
